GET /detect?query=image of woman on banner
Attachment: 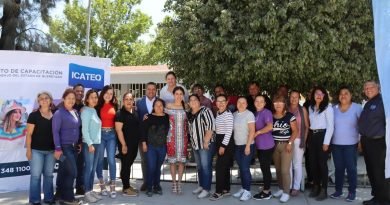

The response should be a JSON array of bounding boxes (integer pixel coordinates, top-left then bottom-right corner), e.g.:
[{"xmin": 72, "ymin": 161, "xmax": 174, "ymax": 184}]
[{"xmin": 0, "ymin": 99, "xmax": 28, "ymax": 151}]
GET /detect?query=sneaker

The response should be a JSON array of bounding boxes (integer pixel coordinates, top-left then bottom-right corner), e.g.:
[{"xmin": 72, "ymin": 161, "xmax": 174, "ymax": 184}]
[
  {"xmin": 345, "ymin": 192, "xmax": 356, "ymax": 202},
  {"xmin": 123, "ymin": 188, "xmax": 138, "ymax": 197},
  {"xmin": 61, "ymin": 199, "xmax": 82, "ymax": 205},
  {"xmin": 280, "ymin": 193, "xmax": 290, "ymax": 203},
  {"xmin": 273, "ymin": 189, "xmax": 283, "ymax": 198},
  {"xmin": 233, "ymin": 188, "xmax": 245, "ymax": 198},
  {"xmin": 84, "ymin": 192, "xmax": 98, "ymax": 203},
  {"xmin": 209, "ymin": 193, "xmax": 223, "ymax": 201},
  {"xmin": 153, "ymin": 185, "xmax": 163, "ymax": 195},
  {"xmin": 75, "ymin": 187, "xmax": 85, "ymax": 196},
  {"xmin": 330, "ymin": 191, "xmax": 343, "ymax": 199},
  {"xmin": 91, "ymin": 191, "xmax": 102, "ymax": 200},
  {"xmin": 198, "ymin": 190, "xmax": 210, "ymax": 199},
  {"xmin": 192, "ymin": 187, "xmax": 203, "ymax": 194},
  {"xmin": 253, "ymin": 191, "xmax": 272, "ymax": 200},
  {"xmin": 110, "ymin": 191, "xmax": 117, "ymax": 198},
  {"xmin": 146, "ymin": 190, "xmax": 153, "ymax": 197},
  {"xmin": 100, "ymin": 188, "xmax": 108, "ymax": 196},
  {"xmin": 239, "ymin": 190, "xmax": 252, "ymax": 201}
]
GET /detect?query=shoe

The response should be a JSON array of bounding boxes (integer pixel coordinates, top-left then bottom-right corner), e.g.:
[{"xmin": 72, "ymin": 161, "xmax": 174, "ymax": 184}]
[
  {"xmin": 31, "ymin": 203, "xmax": 41, "ymax": 205},
  {"xmin": 140, "ymin": 183, "xmax": 147, "ymax": 192},
  {"xmin": 233, "ymin": 188, "xmax": 245, "ymax": 198},
  {"xmin": 123, "ymin": 188, "xmax": 138, "ymax": 197},
  {"xmin": 221, "ymin": 190, "xmax": 231, "ymax": 197},
  {"xmin": 290, "ymin": 189, "xmax": 299, "ymax": 196},
  {"xmin": 345, "ymin": 192, "xmax": 356, "ymax": 202},
  {"xmin": 177, "ymin": 182, "xmax": 183, "ymax": 194},
  {"xmin": 239, "ymin": 190, "xmax": 252, "ymax": 201},
  {"xmin": 90, "ymin": 191, "xmax": 102, "ymax": 200},
  {"xmin": 99, "ymin": 180, "xmax": 108, "ymax": 196},
  {"xmin": 315, "ymin": 188, "xmax": 327, "ymax": 201},
  {"xmin": 109, "ymin": 182, "xmax": 117, "ymax": 198},
  {"xmin": 280, "ymin": 193, "xmax": 290, "ymax": 203},
  {"xmin": 309, "ymin": 185, "xmax": 320, "ymax": 198},
  {"xmin": 198, "ymin": 190, "xmax": 210, "ymax": 199},
  {"xmin": 153, "ymin": 185, "xmax": 163, "ymax": 195},
  {"xmin": 43, "ymin": 200, "xmax": 55, "ymax": 205},
  {"xmin": 253, "ymin": 191, "xmax": 272, "ymax": 200},
  {"xmin": 129, "ymin": 185, "xmax": 139, "ymax": 193},
  {"xmin": 363, "ymin": 197, "xmax": 376, "ymax": 205},
  {"xmin": 146, "ymin": 190, "xmax": 153, "ymax": 197},
  {"xmin": 75, "ymin": 187, "xmax": 85, "ymax": 196},
  {"xmin": 273, "ymin": 189, "xmax": 283, "ymax": 198},
  {"xmin": 84, "ymin": 192, "xmax": 98, "ymax": 203},
  {"xmin": 330, "ymin": 191, "xmax": 343, "ymax": 199},
  {"xmin": 172, "ymin": 182, "xmax": 177, "ymax": 194},
  {"xmin": 60, "ymin": 199, "xmax": 82, "ymax": 205},
  {"xmin": 209, "ymin": 193, "xmax": 223, "ymax": 201},
  {"xmin": 192, "ymin": 187, "xmax": 203, "ymax": 194},
  {"xmin": 54, "ymin": 191, "xmax": 61, "ymax": 201}
]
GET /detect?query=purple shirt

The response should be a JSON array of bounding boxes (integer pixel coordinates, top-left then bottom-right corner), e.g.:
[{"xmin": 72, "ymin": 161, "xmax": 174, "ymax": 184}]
[
  {"xmin": 52, "ymin": 106, "xmax": 81, "ymax": 151},
  {"xmin": 254, "ymin": 108, "xmax": 275, "ymax": 150}
]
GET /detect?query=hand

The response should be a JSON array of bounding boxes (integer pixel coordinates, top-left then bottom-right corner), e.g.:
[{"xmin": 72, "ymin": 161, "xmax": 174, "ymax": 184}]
[
  {"xmin": 76, "ymin": 143, "xmax": 82, "ymax": 154},
  {"xmin": 322, "ymin": 144, "xmax": 329, "ymax": 152},
  {"xmin": 143, "ymin": 114, "xmax": 148, "ymax": 121},
  {"xmin": 88, "ymin": 145, "xmax": 95, "ymax": 153},
  {"xmin": 122, "ymin": 144, "xmax": 128, "ymax": 154},
  {"xmin": 218, "ymin": 147, "xmax": 225, "ymax": 156},
  {"xmin": 357, "ymin": 142, "xmax": 362, "ymax": 153},
  {"xmin": 142, "ymin": 143, "xmax": 148, "ymax": 153},
  {"xmin": 244, "ymin": 145, "xmax": 250, "ymax": 156},
  {"xmin": 203, "ymin": 141, "xmax": 209, "ymax": 150},
  {"xmin": 26, "ymin": 149, "xmax": 32, "ymax": 160},
  {"xmin": 255, "ymin": 130, "xmax": 262, "ymax": 136},
  {"xmin": 286, "ymin": 143, "xmax": 292, "ymax": 153},
  {"xmin": 54, "ymin": 150, "xmax": 63, "ymax": 160}
]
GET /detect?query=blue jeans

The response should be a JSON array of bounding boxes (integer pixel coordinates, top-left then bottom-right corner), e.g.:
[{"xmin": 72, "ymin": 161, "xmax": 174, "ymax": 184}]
[
  {"xmin": 235, "ymin": 144, "xmax": 255, "ymax": 191},
  {"xmin": 29, "ymin": 149, "xmax": 55, "ymax": 203},
  {"xmin": 146, "ymin": 145, "xmax": 167, "ymax": 190},
  {"xmin": 332, "ymin": 144, "xmax": 358, "ymax": 194},
  {"xmin": 193, "ymin": 142, "xmax": 215, "ymax": 191},
  {"xmin": 83, "ymin": 143, "xmax": 100, "ymax": 192},
  {"xmin": 58, "ymin": 145, "xmax": 77, "ymax": 201},
  {"xmin": 96, "ymin": 129, "xmax": 117, "ymax": 181}
]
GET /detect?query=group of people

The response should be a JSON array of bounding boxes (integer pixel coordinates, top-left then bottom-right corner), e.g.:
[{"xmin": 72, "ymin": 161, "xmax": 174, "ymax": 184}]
[{"xmin": 26, "ymin": 70, "xmax": 388, "ymax": 205}]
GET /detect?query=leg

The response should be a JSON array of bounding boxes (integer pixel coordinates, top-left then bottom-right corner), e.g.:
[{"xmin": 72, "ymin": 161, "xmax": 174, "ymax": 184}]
[
  {"xmin": 29, "ymin": 149, "xmax": 44, "ymax": 203},
  {"xmin": 344, "ymin": 144, "xmax": 357, "ymax": 195},
  {"xmin": 146, "ymin": 145, "xmax": 157, "ymax": 191},
  {"xmin": 292, "ymin": 138, "xmax": 304, "ymax": 190},
  {"xmin": 280, "ymin": 143, "xmax": 293, "ymax": 194},
  {"xmin": 193, "ymin": 150, "xmax": 203, "ymax": 188},
  {"xmin": 240, "ymin": 145, "xmax": 254, "ymax": 191},
  {"xmin": 258, "ymin": 148, "xmax": 274, "ymax": 191},
  {"xmin": 61, "ymin": 145, "xmax": 78, "ymax": 201},
  {"xmin": 198, "ymin": 148, "xmax": 212, "ymax": 191},
  {"xmin": 139, "ymin": 142, "xmax": 148, "ymax": 189},
  {"xmin": 83, "ymin": 143, "xmax": 94, "ymax": 192},
  {"xmin": 42, "ymin": 151, "xmax": 55, "ymax": 202},
  {"xmin": 120, "ymin": 151, "xmax": 131, "ymax": 190},
  {"xmin": 332, "ymin": 145, "xmax": 345, "ymax": 194},
  {"xmin": 75, "ymin": 144, "xmax": 84, "ymax": 193},
  {"xmin": 273, "ymin": 144, "xmax": 283, "ymax": 190},
  {"xmin": 154, "ymin": 146, "xmax": 167, "ymax": 187},
  {"xmin": 105, "ymin": 131, "xmax": 117, "ymax": 182}
]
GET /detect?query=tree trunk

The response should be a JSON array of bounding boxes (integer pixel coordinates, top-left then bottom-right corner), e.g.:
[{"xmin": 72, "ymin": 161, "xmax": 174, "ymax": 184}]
[{"xmin": 0, "ymin": 0, "xmax": 20, "ymax": 50}]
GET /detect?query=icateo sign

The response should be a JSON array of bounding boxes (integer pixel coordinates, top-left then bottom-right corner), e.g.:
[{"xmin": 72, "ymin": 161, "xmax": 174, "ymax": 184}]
[{"xmin": 68, "ymin": 63, "xmax": 105, "ymax": 89}]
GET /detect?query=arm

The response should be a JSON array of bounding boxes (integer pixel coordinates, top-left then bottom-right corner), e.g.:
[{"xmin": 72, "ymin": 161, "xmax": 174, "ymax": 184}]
[
  {"xmin": 287, "ymin": 120, "xmax": 298, "ymax": 153},
  {"xmin": 323, "ymin": 106, "xmax": 334, "ymax": 151},
  {"xmin": 303, "ymin": 107, "xmax": 310, "ymax": 146},
  {"xmin": 52, "ymin": 111, "xmax": 63, "ymax": 159},
  {"xmin": 203, "ymin": 109, "xmax": 215, "ymax": 149},
  {"xmin": 245, "ymin": 122, "xmax": 256, "ymax": 155},
  {"xmin": 81, "ymin": 109, "xmax": 93, "ymax": 146},
  {"xmin": 255, "ymin": 123, "xmax": 273, "ymax": 136},
  {"xmin": 25, "ymin": 123, "xmax": 35, "ymax": 160},
  {"xmin": 115, "ymin": 122, "xmax": 127, "ymax": 154},
  {"xmin": 140, "ymin": 119, "xmax": 149, "ymax": 152}
]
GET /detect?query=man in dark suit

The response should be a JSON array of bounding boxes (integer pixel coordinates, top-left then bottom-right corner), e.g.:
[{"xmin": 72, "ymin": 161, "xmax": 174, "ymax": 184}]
[{"xmin": 136, "ymin": 82, "xmax": 157, "ymax": 191}]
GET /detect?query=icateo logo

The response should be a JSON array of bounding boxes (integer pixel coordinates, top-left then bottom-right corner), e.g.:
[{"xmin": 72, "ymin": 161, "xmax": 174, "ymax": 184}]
[{"xmin": 68, "ymin": 63, "xmax": 104, "ymax": 89}]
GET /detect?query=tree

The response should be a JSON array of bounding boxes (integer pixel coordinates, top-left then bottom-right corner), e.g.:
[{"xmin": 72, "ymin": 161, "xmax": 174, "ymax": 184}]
[
  {"xmin": 49, "ymin": 0, "xmax": 154, "ymax": 66},
  {"xmin": 161, "ymin": 0, "xmax": 377, "ymax": 98}
]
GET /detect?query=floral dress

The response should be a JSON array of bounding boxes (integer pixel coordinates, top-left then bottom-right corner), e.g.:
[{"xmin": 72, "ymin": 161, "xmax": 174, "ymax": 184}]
[{"xmin": 165, "ymin": 107, "xmax": 188, "ymax": 163}]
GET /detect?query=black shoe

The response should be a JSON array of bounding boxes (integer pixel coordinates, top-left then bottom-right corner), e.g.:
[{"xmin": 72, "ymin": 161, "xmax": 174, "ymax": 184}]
[
  {"xmin": 75, "ymin": 187, "xmax": 85, "ymax": 195},
  {"xmin": 315, "ymin": 189, "xmax": 327, "ymax": 201},
  {"xmin": 153, "ymin": 185, "xmax": 163, "ymax": 195},
  {"xmin": 32, "ymin": 203, "xmax": 41, "ymax": 205},
  {"xmin": 146, "ymin": 190, "xmax": 153, "ymax": 197},
  {"xmin": 140, "ymin": 183, "xmax": 147, "ymax": 192},
  {"xmin": 363, "ymin": 197, "xmax": 377, "ymax": 205},
  {"xmin": 44, "ymin": 200, "xmax": 56, "ymax": 205},
  {"xmin": 54, "ymin": 191, "xmax": 61, "ymax": 201},
  {"xmin": 253, "ymin": 191, "xmax": 272, "ymax": 200},
  {"xmin": 309, "ymin": 185, "xmax": 320, "ymax": 198}
]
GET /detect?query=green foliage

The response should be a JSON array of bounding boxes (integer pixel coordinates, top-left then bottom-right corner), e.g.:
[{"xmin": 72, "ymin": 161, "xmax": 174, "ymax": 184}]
[
  {"xmin": 49, "ymin": 0, "xmax": 156, "ymax": 65},
  {"xmin": 161, "ymin": 0, "xmax": 377, "ymax": 98}
]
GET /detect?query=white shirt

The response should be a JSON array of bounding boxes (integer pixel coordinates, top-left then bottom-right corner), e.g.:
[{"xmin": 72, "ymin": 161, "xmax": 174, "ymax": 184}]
[
  {"xmin": 159, "ymin": 83, "xmax": 189, "ymax": 104},
  {"xmin": 309, "ymin": 105, "xmax": 334, "ymax": 145},
  {"xmin": 146, "ymin": 97, "xmax": 156, "ymax": 114}
]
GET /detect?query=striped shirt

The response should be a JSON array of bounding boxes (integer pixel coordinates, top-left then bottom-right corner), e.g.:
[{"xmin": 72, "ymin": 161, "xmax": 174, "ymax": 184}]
[
  {"xmin": 216, "ymin": 110, "xmax": 234, "ymax": 147},
  {"xmin": 188, "ymin": 106, "xmax": 215, "ymax": 150},
  {"xmin": 272, "ymin": 112, "xmax": 296, "ymax": 141}
]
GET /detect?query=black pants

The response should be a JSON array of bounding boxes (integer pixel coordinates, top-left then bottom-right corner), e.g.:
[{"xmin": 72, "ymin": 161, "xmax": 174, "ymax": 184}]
[
  {"xmin": 75, "ymin": 146, "xmax": 84, "ymax": 190},
  {"xmin": 138, "ymin": 143, "xmax": 147, "ymax": 185},
  {"xmin": 119, "ymin": 142, "xmax": 138, "ymax": 189},
  {"xmin": 215, "ymin": 134, "xmax": 234, "ymax": 193},
  {"xmin": 257, "ymin": 147, "xmax": 274, "ymax": 190},
  {"xmin": 305, "ymin": 134, "xmax": 313, "ymax": 183},
  {"xmin": 361, "ymin": 137, "xmax": 389, "ymax": 203},
  {"xmin": 308, "ymin": 131, "xmax": 329, "ymax": 189}
]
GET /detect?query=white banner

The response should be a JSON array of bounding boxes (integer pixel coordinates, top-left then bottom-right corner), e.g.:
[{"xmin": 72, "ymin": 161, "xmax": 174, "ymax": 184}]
[
  {"xmin": 0, "ymin": 51, "xmax": 111, "ymax": 192},
  {"xmin": 372, "ymin": 0, "xmax": 390, "ymax": 178}
]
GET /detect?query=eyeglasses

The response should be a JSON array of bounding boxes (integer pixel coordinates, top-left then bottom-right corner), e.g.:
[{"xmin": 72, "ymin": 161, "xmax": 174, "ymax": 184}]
[
  {"xmin": 216, "ymin": 100, "xmax": 226, "ymax": 103},
  {"xmin": 315, "ymin": 93, "xmax": 325, "ymax": 97},
  {"xmin": 39, "ymin": 97, "xmax": 50, "ymax": 101},
  {"xmin": 273, "ymin": 102, "xmax": 285, "ymax": 105},
  {"xmin": 123, "ymin": 98, "xmax": 134, "ymax": 101}
]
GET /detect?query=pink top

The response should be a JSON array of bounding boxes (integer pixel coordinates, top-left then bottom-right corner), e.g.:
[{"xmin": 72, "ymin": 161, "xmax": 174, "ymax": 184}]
[{"xmin": 289, "ymin": 107, "xmax": 302, "ymax": 138}]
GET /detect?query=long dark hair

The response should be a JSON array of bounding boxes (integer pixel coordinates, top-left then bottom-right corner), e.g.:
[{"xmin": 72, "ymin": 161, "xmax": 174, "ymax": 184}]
[
  {"xmin": 151, "ymin": 98, "xmax": 166, "ymax": 114},
  {"xmin": 173, "ymin": 86, "xmax": 186, "ymax": 110},
  {"xmin": 84, "ymin": 89, "xmax": 99, "ymax": 107},
  {"xmin": 96, "ymin": 85, "xmax": 118, "ymax": 111},
  {"xmin": 309, "ymin": 86, "xmax": 329, "ymax": 113}
]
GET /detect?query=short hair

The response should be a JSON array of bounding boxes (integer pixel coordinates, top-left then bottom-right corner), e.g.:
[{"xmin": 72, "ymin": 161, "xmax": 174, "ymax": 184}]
[
  {"xmin": 146, "ymin": 82, "xmax": 157, "ymax": 88},
  {"xmin": 73, "ymin": 83, "xmax": 84, "ymax": 90},
  {"xmin": 62, "ymin": 88, "xmax": 76, "ymax": 99},
  {"xmin": 192, "ymin": 83, "xmax": 204, "ymax": 92},
  {"xmin": 364, "ymin": 80, "xmax": 380, "ymax": 89},
  {"xmin": 248, "ymin": 81, "xmax": 260, "ymax": 87},
  {"xmin": 165, "ymin": 71, "xmax": 177, "ymax": 79}
]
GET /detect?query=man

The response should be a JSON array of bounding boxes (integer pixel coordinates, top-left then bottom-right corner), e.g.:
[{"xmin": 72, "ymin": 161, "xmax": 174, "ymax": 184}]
[
  {"xmin": 245, "ymin": 82, "xmax": 260, "ymax": 114},
  {"xmin": 73, "ymin": 84, "xmax": 85, "ymax": 195},
  {"xmin": 136, "ymin": 82, "xmax": 157, "ymax": 191},
  {"xmin": 358, "ymin": 80, "xmax": 389, "ymax": 205},
  {"xmin": 276, "ymin": 84, "xmax": 289, "ymax": 98},
  {"xmin": 191, "ymin": 83, "xmax": 213, "ymax": 110},
  {"xmin": 213, "ymin": 84, "xmax": 238, "ymax": 113}
]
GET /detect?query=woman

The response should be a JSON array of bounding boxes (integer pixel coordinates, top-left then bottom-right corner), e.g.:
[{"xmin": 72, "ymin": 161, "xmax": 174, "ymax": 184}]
[
  {"xmin": 141, "ymin": 98, "xmax": 170, "ymax": 197},
  {"xmin": 160, "ymin": 71, "xmax": 189, "ymax": 104},
  {"xmin": 187, "ymin": 94, "xmax": 215, "ymax": 199},
  {"xmin": 252, "ymin": 95, "xmax": 274, "ymax": 200},
  {"xmin": 115, "ymin": 92, "xmax": 140, "ymax": 197},
  {"xmin": 96, "ymin": 85, "xmax": 118, "ymax": 198},
  {"xmin": 308, "ymin": 86, "xmax": 334, "ymax": 201},
  {"xmin": 26, "ymin": 92, "xmax": 55, "ymax": 205},
  {"xmin": 209, "ymin": 94, "xmax": 234, "ymax": 201},
  {"xmin": 81, "ymin": 89, "xmax": 102, "ymax": 203},
  {"xmin": 232, "ymin": 97, "xmax": 255, "ymax": 202},
  {"xmin": 272, "ymin": 95, "xmax": 298, "ymax": 203},
  {"xmin": 0, "ymin": 100, "xmax": 27, "ymax": 151},
  {"xmin": 288, "ymin": 90, "xmax": 309, "ymax": 196},
  {"xmin": 165, "ymin": 86, "xmax": 188, "ymax": 194},
  {"xmin": 330, "ymin": 86, "xmax": 361, "ymax": 202},
  {"xmin": 52, "ymin": 88, "xmax": 81, "ymax": 205}
]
